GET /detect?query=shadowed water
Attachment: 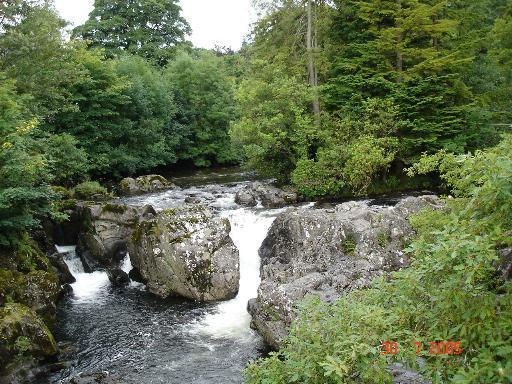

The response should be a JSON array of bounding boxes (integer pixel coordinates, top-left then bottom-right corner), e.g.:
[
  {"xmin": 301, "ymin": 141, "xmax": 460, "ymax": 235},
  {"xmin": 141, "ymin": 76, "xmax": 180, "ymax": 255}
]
[{"xmin": 41, "ymin": 169, "xmax": 285, "ymax": 384}]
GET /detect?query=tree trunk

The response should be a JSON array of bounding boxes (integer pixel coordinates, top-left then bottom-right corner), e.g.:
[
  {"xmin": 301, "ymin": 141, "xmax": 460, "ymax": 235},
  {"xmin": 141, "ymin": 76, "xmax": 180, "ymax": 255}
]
[{"xmin": 307, "ymin": 0, "xmax": 320, "ymax": 116}]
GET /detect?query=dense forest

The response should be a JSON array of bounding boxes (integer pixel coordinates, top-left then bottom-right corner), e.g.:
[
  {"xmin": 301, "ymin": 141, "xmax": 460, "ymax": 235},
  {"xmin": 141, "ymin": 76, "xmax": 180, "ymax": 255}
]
[{"xmin": 1, "ymin": 0, "xmax": 511, "ymax": 382}]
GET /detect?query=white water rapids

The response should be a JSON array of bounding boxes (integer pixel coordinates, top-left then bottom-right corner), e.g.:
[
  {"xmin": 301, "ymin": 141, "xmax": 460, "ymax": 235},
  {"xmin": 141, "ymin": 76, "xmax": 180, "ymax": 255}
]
[{"xmin": 50, "ymin": 178, "xmax": 292, "ymax": 384}]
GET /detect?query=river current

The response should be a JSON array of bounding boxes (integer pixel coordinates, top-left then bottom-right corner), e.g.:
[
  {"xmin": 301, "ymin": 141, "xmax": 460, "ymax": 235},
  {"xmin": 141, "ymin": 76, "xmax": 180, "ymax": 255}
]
[{"xmin": 42, "ymin": 169, "xmax": 288, "ymax": 384}]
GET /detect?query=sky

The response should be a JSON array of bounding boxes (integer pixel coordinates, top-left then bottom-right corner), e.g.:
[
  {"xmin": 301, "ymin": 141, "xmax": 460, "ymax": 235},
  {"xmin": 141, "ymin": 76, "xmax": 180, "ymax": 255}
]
[{"xmin": 53, "ymin": 0, "xmax": 255, "ymax": 50}]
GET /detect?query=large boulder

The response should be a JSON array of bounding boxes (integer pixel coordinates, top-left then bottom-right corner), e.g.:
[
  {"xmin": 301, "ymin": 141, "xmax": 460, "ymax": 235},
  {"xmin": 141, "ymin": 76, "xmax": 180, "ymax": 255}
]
[
  {"xmin": 249, "ymin": 195, "xmax": 442, "ymax": 349},
  {"xmin": 119, "ymin": 174, "xmax": 175, "ymax": 196},
  {"xmin": 0, "ymin": 304, "xmax": 58, "ymax": 372},
  {"xmin": 0, "ymin": 270, "xmax": 60, "ymax": 326},
  {"xmin": 128, "ymin": 205, "xmax": 240, "ymax": 302},
  {"xmin": 235, "ymin": 182, "xmax": 298, "ymax": 208},
  {"xmin": 76, "ymin": 203, "xmax": 156, "ymax": 271}
]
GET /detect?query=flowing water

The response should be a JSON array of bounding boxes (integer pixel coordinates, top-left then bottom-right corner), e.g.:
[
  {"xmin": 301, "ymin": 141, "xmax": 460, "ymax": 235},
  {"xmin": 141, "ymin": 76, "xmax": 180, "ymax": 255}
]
[{"xmin": 42, "ymin": 169, "xmax": 290, "ymax": 384}]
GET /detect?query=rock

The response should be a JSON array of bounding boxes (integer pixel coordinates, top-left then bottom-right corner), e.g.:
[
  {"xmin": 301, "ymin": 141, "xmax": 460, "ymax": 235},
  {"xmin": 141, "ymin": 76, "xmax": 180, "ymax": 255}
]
[
  {"xmin": 234, "ymin": 188, "xmax": 257, "ymax": 207},
  {"xmin": 76, "ymin": 203, "xmax": 156, "ymax": 271},
  {"xmin": 128, "ymin": 268, "xmax": 145, "ymax": 284},
  {"xmin": 48, "ymin": 253, "xmax": 76, "ymax": 285},
  {"xmin": 389, "ymin": 363, "xmax": 431, "ymax": 384},
  {"xmin": 107, "ymin": 269, "xmax": 130, "ymax": 288},
  {"xmin": 69, "ymin": 372, "xmax": 119, "ymax": 384},
  {"xmin": 59, "ymin": 284, "xmax": 73, "ymax": 298},
  {"xmin": 119, "ymin": 174, "xmax": 175, "ymax": 196},
  {"xmin": 128, "ymin": 205, "xmax": 240, "ymax": 302},
  {"xmin": 249, "ymin": 195, "xmax": 441, "ymax": 349},
  {"xmin": 184, "ymin": 196, "xmax": 202, "ymax": 204},
  {"xmin": 235, "ymin": 182, "xmax": 298, "ymax": 208},
  {"xmin": 497, "ymin": 247, "xmax": 512, "ymax": 280},
  {"xmin": 0, "ymin": 304, "xmax": 58, "ymax": 371},
  {"xmin": 14, "ymin": 271, "xmax": 61, "ymax": 326},
  {"xmin": 52, "ymin": 207, "xmax": 81, "ymax": 246}
]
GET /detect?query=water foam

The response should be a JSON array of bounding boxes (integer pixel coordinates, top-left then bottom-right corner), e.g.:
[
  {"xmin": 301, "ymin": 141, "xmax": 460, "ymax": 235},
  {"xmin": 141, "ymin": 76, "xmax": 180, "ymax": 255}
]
[
  {"xmin": 189, "ymin": 207, "xmax": 285, "ymax": 340},
  {"xmin": 56, "ymin": 245, "xmax": 110, "ymax": 303}
]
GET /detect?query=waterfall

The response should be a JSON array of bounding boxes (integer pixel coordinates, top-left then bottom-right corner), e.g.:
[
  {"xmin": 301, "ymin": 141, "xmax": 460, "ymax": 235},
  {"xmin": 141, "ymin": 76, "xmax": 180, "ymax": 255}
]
[
  {"xmin": 55, "ymin": 245, "xmax": 110, "ymax": 303},
  {"xmin": 189, "ymin": 207, "xmax": 285, "ymax": 340}
]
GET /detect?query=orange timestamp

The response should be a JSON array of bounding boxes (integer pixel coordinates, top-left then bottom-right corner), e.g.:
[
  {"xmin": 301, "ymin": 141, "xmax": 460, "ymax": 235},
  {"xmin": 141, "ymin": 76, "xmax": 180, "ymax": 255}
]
[{"xmin": 381, "ymin": 341, "xmax": 462, "ymax": 356}]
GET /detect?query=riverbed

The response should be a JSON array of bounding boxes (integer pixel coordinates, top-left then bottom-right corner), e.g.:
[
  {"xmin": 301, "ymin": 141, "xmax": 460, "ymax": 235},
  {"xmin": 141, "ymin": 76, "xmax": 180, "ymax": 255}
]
[{"xmin": 42, "ymin": 169, "xmax": 287, "ymax": 384}]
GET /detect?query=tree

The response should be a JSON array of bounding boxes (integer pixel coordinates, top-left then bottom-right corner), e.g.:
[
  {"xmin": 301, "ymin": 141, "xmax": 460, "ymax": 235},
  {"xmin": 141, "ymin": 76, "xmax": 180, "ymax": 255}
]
[
  {"xmin": 165, "ymin": 52, "xmax": 238, "ymax": 167},
  {"xmin": 74, "ymin": 0, "xmax": 191, "ymax": 66},
  {"xmin": 0, "ymin": 3, "xmax": 81, "ymax": 119},
  {"xmin": 0, "ymin": 77, "xmax": 56, "ymax": 247},
  {"xmin": 230, "ymin": 62, "xmax": 314, "ymax": 181}
]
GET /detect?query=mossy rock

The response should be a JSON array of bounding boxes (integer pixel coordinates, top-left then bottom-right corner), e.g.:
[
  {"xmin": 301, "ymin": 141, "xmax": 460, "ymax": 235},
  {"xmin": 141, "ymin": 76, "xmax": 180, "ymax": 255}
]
[
  {"xmin": 101, "ymin": 203, "xmax": 128, "ymax": 215},
  {"xmin": 0, "ymin": 269, "xmax": 60, "ymax": 325},
  {"xmin": 0, "ymin": 304, "xmax": 57, "ymax": 371},
  {"xmin": 118, "ymin": 174, "xmax": 173, "ymax": 196}
]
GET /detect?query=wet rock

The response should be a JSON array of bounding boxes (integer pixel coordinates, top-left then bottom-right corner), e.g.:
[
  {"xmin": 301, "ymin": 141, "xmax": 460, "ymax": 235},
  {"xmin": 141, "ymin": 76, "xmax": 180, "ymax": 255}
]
[
  {"xmin": 14, "ymin": 271, "xmax": 61, "ymax": 326},
  {"xmin": 234, "ymin": 189, "xmax": 257, "ymax": 207},
  {"xmin": 0, "ymin": 304, "xmax": 58, "ymax": 371},
  {"xmin": 128, "ymin": 268, "xmax": 145, "ymax": 284},
  {"xmin": 48, "ymin": 253, "xmax": 75, "ymax": 285},
  {"xmin": 59, "ymin": 284, "xmax": 73, "ymax": 298},
  {"xmin": 128, "ymin": 205, "xmax": 240, "ymax": 302},
  {"xmin": 249, "ymin": 195, "xmax": 441, "ymax": 349},
  {"xmin": 69, "ymin": 372, "xmax": 119, "ymax": 384},
  {"xmin": 184, "ymin": 196, "xmax": 202, "ymax": 204},
  {"xmin": 119, "ymin": 174, "xmax": 175, "ymax": 196},
  {"xmin": 235, "ymin": 182, "xmax": 298, "ymax": 208},
  {"xmin": 76, "ymin": 203, "xmax": 156, "ymax": 272},
  {"xmin": 107, "ymin": 269, "xmax": 130, "ymax": 288}
]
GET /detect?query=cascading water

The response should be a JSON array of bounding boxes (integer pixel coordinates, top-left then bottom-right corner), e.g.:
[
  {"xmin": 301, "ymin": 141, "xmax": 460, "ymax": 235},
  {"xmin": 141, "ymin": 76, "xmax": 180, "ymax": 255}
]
[
  {"xmin": 189, "ymin": 207, "xmax": 286, "ymax": 340},
  {"xmin": 43, "ymin": 169, "xmax": 290, "ymax": 384},
  {"xmin": 55, "ymin": 246, "xmax": 110, "ymax": 303}
]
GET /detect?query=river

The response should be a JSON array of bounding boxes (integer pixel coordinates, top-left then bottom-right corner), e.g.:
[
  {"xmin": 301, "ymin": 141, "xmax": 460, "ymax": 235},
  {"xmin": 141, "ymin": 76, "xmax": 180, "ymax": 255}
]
[{"xmin": 42, "ymin": 169, "xmax": 289, "ymax": 384}]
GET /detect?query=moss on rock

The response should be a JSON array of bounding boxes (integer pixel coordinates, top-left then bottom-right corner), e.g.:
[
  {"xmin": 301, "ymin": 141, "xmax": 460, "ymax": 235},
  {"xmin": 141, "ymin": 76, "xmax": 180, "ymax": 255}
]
[{"xmin": 0, "ymin": 304, "xmax": 58, "ymax": 371}]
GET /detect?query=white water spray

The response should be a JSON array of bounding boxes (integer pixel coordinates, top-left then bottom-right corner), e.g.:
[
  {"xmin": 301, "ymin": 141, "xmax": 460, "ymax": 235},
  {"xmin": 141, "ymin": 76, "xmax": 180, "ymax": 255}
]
[
  {"xmin": 189, "ymin": 207, "xmax": 285, "ymax": 340},
  {"xmin": 55, "ymin": 245, "xmax": 110, "ymax": 303}
]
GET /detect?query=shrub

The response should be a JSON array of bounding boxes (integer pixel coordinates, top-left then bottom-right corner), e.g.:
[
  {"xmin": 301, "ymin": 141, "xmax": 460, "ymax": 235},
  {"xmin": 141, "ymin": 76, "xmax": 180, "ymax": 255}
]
[
  {"xmin": 245, "ymin": 135, "xmax": 512, "ymax": 384},
  {"xmin": 72, "ymin": 181, "xmax": 109, "ymax": 200}
]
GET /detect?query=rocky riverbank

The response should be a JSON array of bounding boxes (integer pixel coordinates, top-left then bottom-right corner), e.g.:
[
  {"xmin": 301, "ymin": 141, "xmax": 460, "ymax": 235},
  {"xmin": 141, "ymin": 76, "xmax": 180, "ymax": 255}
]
[{"xmin": 248, "ymin": 195, "xmax": 443, "ymax": 349}]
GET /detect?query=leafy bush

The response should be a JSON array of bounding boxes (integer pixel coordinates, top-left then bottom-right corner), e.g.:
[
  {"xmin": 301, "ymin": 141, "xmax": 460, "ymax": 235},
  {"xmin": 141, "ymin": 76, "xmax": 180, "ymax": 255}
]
[
  {"xmin": 46, "ymin": 133, "xmax": 89, "ymax": 187},
  {"xmin": 245, "ymin": 135, "xmax": 512, "ymax": 383},
  {"xmin": 0, "ymin": 79, "xmax": 57, "ymax": 248},
  {"xmin": 72, "ymin": 181, "xmax": 109, "ymax": 200}
]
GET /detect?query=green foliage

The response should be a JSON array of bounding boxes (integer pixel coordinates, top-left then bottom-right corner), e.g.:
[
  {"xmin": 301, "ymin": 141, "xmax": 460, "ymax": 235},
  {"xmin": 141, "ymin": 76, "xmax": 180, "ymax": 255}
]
[
  {"xmin": 0, "ymin": 78, "xmax": 56, "ymax": 248},
  {"xmin": 72, "ymin": 181, "xmax": 109, "ymax": 200},
  {"xmin": 231, "ymin": 63, "xmax": 314, "ymax": 182},
  {"xmin": 45, "ymin": 134, "xmax": 89, "ymax": 187},
  {"xmin": 245, "ymin": 135, "xmax": 512, "ymax": 383},
  {"xmin": 73, "ymin": 0, "xmax": 191, "ymax": 66},
  {"xmin": 235, "ymin": 0, "xmax": 512, "ymax": 197},
  {"xmin": 166, "ymin": 51, "xmax": 238, "ymax": 167},
  {"xmin": 0, "ymin": 3, "xmax": 81, "ymax": 118}
]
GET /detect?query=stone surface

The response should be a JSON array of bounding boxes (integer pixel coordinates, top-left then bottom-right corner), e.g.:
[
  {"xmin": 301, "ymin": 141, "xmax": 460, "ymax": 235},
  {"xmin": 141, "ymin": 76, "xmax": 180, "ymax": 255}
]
[
  {"xmin": 497, "ymin": 247, "xmax": 512, "ymax": 281},
  {"xmin": 128, "ymin": 205, "xmax": 240, "ymax": 302},
  {"xmin": 48, "ymin": 253, "xmax": 76, "ymax": 285},
  {"xmin": 235, "ymin": 182, "xmax": 298, "ymax": 208},
  {"xmin": 390, "ymin": 363, "xmax": 431, "ymax": 384},
  {"xmin": 0, "ymin": 304, "xmax": 58, "ymax": 371},
  {"xmin": 249, "ymin": 195, "xmax": 442, "ymax": 349},
  {"xmin": 76, "ymin": 203, "xmax": 156, "ymax": 271},
  {"xmin": 107, "ymin": 268, "xmax": 130, "ymax": 288},
  {"xmin": 119, "ymin": 174, "xmax": 175, "ymax": 196}
]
